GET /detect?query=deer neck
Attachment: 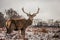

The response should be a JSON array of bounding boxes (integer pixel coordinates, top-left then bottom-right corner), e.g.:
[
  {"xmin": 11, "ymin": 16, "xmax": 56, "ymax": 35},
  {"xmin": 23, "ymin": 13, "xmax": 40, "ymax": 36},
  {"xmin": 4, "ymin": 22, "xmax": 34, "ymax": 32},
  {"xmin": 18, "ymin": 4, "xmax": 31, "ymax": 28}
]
[
  {"xmin": 28, "ymin": 17, "xmax": 33, "ymax": 21},
  {"xmin": 26, "ymin": 18, "xmax": 33, "ymax": 26}
]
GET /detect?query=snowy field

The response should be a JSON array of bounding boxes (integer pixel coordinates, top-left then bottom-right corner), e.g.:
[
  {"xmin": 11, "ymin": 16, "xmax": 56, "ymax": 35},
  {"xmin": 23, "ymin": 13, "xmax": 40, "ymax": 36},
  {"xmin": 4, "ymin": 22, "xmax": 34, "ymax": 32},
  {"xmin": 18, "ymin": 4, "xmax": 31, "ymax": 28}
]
[{"xmin": 0, "ymin": 27, "xmax": 60, "ymax": 40}]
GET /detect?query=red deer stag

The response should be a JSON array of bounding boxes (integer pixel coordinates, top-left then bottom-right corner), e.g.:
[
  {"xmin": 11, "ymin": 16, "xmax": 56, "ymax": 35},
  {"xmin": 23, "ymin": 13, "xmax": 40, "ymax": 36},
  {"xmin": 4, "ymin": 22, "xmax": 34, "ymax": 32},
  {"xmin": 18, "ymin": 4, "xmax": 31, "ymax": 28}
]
[{"xmin": 6, "ymin": 8, "xmax": 40, "ymax": 39}]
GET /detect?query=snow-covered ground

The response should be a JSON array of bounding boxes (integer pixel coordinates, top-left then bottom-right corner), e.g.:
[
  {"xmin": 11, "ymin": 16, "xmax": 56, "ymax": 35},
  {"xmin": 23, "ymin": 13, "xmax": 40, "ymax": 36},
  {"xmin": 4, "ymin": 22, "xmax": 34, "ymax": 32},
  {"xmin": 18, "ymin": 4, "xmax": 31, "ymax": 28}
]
[{"xmin": 0, "ymin": 27, "xmax": 60, "ymax": 40}]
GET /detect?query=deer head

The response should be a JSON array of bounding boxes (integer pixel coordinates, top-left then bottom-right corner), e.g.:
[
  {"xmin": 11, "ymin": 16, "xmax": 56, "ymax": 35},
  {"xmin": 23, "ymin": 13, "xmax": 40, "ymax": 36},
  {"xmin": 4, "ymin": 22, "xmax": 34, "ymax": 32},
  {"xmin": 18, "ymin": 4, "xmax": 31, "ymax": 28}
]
[{"xmin": 22, "ymin": 7, "xmax": 40, "ymax": 20}]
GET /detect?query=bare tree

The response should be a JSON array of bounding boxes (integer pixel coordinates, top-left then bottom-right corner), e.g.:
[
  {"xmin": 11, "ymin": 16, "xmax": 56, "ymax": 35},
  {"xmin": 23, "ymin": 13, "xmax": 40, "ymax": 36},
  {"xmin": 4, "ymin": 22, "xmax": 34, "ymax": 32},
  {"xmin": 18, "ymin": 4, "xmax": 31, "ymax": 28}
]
[
  {"xmin": 5, "ymin": 8, "xmax": 19, "ymax": 19},
  {"xmin": 0, "ymin": 12, "xmax": 6, "ymax": 28}
]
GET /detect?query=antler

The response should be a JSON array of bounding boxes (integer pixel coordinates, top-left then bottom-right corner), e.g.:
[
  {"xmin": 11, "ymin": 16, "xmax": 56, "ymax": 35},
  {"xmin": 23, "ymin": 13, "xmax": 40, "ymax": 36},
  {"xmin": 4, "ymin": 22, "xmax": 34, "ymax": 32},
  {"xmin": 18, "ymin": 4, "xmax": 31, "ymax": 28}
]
[
  {"xmin": 32, "ymin": 8, "xmax": 40, "ymax": 15},
  {"xmin": 22, "ymin": 7, "xmax": 29, "ymax": 15},
  {"xmin": 22, "ymin": 7, "xmax": 40, "ymax": 17}
]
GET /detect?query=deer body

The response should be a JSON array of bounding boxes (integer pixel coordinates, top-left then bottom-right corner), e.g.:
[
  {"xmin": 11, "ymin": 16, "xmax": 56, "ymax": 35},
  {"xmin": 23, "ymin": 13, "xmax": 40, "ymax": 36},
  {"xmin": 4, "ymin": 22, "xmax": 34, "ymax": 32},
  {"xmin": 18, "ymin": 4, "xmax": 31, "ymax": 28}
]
[{"xmin": 6, "ymin": 8, "xmax": 40, "ymax": 39}]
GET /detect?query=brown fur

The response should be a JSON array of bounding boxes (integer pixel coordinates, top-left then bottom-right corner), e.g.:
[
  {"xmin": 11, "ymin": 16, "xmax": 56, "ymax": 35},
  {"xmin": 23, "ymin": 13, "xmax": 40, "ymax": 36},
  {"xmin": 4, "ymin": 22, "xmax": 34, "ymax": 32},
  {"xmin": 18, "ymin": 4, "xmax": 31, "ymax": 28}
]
[{"xmin": 6, "ymin": 8, "xmax": 40, "ymax": 39}]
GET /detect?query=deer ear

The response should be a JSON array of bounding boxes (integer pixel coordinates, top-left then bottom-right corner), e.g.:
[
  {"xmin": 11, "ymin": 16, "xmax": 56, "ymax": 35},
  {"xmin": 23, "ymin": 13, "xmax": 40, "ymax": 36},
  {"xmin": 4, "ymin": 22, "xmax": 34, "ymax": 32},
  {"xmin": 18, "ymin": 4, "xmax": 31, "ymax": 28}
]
[
  {"xmin": 27, "ymin": 14, "xmax": 30, "ymax": 16},
  {"xmin": 32, "ymin": 14, "xmax": 36, "ymax": 17}
]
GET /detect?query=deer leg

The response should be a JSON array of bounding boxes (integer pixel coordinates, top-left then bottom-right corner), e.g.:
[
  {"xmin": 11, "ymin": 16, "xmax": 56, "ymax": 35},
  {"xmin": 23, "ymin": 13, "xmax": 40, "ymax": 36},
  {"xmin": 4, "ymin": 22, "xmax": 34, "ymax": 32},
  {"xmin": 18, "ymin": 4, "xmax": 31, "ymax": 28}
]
[
  {"xmin": 6, "ymin": 28, "xmax": 12, "ymax": 34},
  {"xmin": 21, "ymin": 28, "xmax": 25, "ymax": 37},
  {"xmin": 21, "ymin": 28, "xmax": 28, "ymax": 40}
]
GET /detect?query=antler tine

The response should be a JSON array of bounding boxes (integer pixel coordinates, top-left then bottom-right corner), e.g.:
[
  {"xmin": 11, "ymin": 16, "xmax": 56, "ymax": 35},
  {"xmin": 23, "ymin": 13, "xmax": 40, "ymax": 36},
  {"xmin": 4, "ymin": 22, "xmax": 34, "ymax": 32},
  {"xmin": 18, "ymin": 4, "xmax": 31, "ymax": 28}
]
[
  {"xmin": 22, "ymin": 7, "xmax": 28, "ymax": 15},
  {"xmin": 33, "ymin": 8, "xmax": 40, "ymax": 15}
]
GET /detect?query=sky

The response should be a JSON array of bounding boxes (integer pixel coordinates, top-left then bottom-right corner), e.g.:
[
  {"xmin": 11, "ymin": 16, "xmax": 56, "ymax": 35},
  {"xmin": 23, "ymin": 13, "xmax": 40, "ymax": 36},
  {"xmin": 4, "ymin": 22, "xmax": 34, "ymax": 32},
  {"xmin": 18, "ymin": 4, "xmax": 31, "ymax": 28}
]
[{"xmin": 0, "ymin": 0, "xmax": 60, "ymax": 21}]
